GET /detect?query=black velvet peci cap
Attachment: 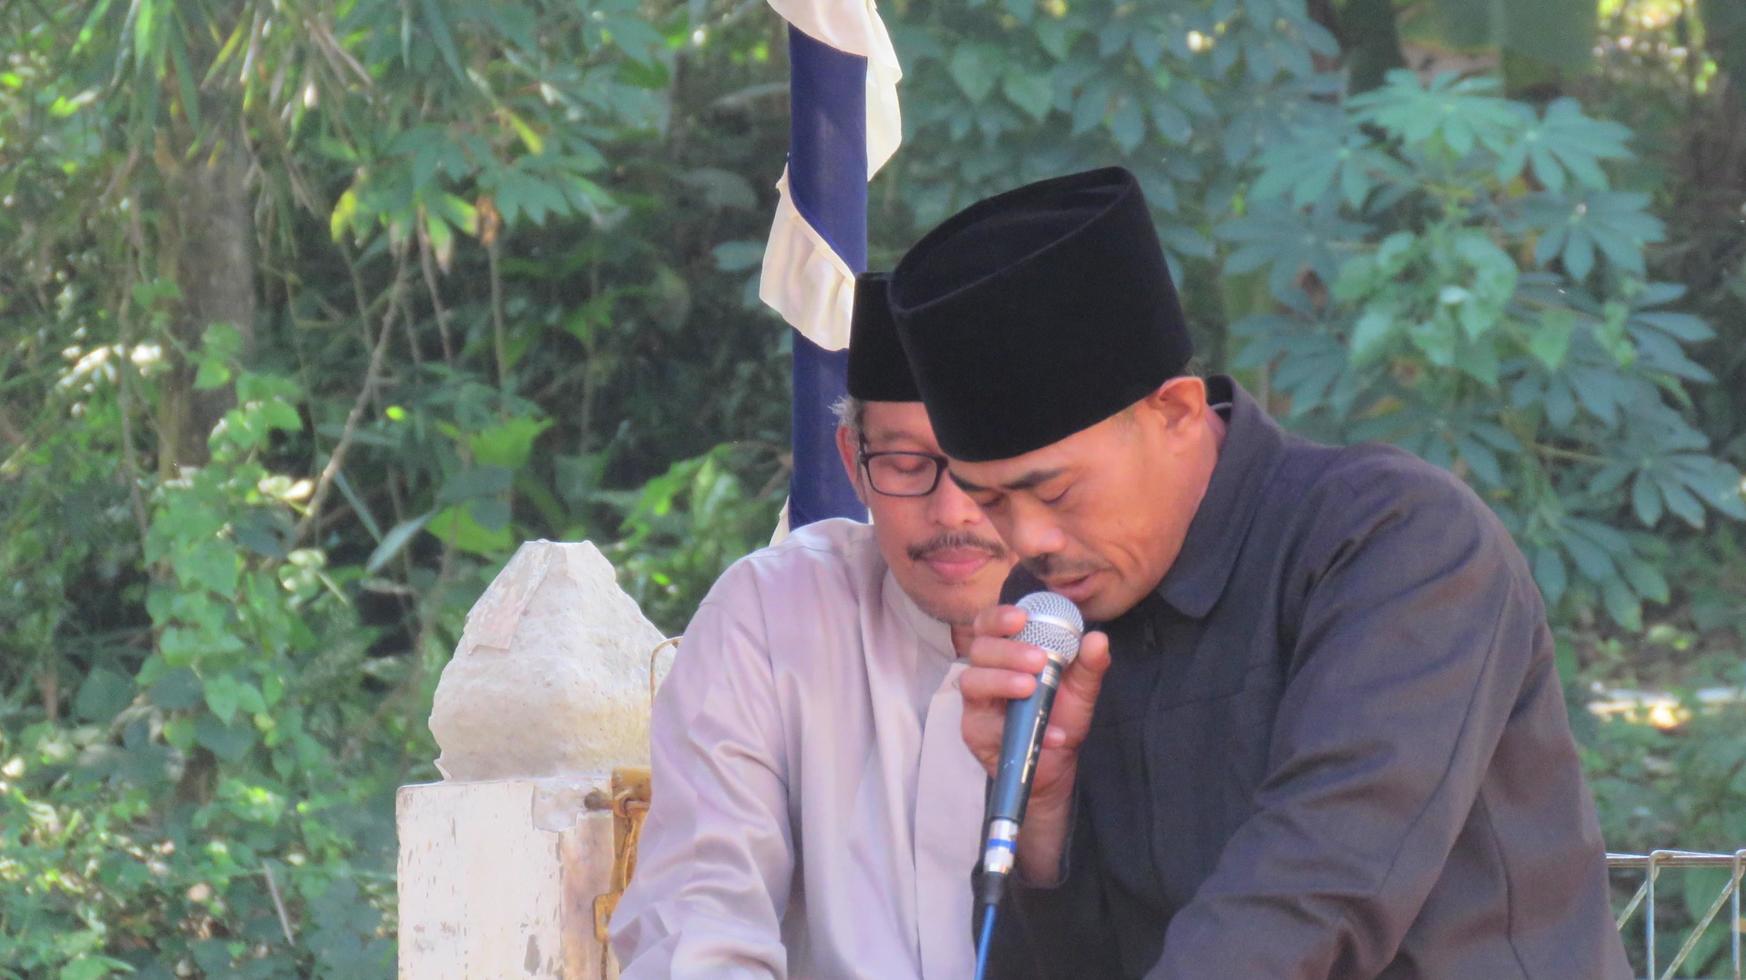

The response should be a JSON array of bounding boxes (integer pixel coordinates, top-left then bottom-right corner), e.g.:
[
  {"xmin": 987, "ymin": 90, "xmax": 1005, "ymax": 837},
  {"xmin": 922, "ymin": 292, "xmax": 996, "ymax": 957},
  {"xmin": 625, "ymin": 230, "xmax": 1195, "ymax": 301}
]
[
  {"xmin": 844, "ymin": 272, "xmax": 919, "ymax": 402},
  {"xmin": 889, "ymin": 166, "xmax": 1192, "ymax": 462}
]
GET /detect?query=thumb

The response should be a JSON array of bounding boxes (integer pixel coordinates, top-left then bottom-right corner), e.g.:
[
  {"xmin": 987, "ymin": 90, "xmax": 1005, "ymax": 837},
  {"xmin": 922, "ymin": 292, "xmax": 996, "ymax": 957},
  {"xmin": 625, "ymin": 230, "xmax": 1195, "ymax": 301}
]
[
  {"xmin": 1062, "ymin": 629, "xmax": 1110, "ymax": 702},
  {"xmin": 1044, "ymin": 630, "xmax": 1109, "ymax": 748}
]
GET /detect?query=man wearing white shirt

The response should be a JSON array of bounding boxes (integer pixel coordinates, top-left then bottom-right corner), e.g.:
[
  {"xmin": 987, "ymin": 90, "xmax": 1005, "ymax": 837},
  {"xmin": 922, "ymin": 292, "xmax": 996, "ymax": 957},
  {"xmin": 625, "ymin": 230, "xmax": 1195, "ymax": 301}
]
[{"xmin": 610, "ymin": 272, "xmax": 1014, "ymax": 978}]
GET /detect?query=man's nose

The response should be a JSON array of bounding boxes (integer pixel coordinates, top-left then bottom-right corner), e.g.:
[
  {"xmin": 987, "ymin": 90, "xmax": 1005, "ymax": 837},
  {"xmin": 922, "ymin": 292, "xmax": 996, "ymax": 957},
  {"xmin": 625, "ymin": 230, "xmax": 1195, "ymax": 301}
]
[
  {"xmin": 1002, "ymin": 501, "xmax": 1066, "ymax": 560},
  {"xmin": 927, "ymin": 475, "xmax": 985, "ymax": 528}
]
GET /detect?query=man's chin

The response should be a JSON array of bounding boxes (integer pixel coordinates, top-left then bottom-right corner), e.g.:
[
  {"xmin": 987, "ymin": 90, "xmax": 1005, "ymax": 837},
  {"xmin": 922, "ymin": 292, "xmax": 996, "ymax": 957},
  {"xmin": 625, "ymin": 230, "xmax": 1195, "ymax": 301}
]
[
  {"xmin": 1072, "ymin": 583, "xmax": 1145, "ymax": 623},
  {"xmin": 914, "ymin": 600, "xmax": 981, "ymax": 629},
  {"xmin": 907, "ymin": 575, "xmax": 1005, "ymax": 628}
]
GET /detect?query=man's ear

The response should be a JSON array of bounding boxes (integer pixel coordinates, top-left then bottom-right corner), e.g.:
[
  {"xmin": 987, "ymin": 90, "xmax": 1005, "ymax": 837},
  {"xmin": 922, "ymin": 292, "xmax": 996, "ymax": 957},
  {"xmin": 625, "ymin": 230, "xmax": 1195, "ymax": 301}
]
[
  {"xmin": 834, "ymin": 424, "xmax": 868, "ymax": 504},
  {"xmin": 1144, "ymin": 375, "xmax": 1208, "ymax": 430}
]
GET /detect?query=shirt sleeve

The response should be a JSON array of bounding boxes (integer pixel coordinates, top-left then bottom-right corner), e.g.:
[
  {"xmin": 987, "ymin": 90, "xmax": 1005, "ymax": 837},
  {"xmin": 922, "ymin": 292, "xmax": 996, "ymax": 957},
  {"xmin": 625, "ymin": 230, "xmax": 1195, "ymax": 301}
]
[
  {"xmin": 1003, "ymin": 788, "xmax": 1127, "ymax": 978},
  {"xmin": 609, "ymin": 569, "xmax": 794, "ymax": 979},
  {"xmin": 1147, "ymin": 464, "xmax": 1546, "ymax": 979}
]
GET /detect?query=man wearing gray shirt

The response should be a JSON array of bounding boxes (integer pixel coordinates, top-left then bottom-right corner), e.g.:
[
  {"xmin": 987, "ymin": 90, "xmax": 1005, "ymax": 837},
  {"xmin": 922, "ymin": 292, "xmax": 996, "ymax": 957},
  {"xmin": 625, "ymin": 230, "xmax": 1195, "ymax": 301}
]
[{"xmin": 611, "ymin": 274, "xmax": 1015, "ymax": 978}]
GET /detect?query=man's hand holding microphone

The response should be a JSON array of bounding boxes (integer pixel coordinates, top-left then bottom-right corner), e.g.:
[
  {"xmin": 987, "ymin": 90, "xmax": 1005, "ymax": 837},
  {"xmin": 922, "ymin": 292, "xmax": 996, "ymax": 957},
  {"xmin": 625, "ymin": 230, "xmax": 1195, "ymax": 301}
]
[{"xmin": 960, "ymin": 594, "xmax": 1111, "ymax": 894}]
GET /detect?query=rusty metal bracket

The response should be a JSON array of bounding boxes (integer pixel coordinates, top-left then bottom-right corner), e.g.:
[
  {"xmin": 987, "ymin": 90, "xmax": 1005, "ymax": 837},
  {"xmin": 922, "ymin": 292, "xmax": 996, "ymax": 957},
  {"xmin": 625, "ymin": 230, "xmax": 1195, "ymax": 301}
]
[
  {"xmin": 590, "ymin": 636, "xmax": 676, "ymax": 969},
  {"xmin": 591, "ymin": 767, "xmax": 653, "ymax": 945}
]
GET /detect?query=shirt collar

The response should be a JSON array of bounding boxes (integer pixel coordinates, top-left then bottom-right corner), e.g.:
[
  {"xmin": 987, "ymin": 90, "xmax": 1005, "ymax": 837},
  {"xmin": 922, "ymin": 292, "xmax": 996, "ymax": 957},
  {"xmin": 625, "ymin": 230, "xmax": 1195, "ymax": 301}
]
[
  {"xmin": 883, "ymin": 565, "xmax": 957, "ymax": 661},
  {"xmin": 1151, "ymin": 376, "xmax": 1286, "ymax": 620}
]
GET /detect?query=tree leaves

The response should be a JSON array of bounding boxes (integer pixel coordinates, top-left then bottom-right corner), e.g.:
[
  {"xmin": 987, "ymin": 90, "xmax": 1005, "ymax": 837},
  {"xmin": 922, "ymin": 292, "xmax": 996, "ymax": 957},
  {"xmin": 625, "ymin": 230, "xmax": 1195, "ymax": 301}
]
[
  {"xmin": 147, "ymin": 668, "xmax": 203, "ymax": 710},
  {"xmin": 1348, "ymin": 307, "xmax": 1399, "ymax": 365},
  {"xmin": 1107, "ymin": 96, "xmax": 1144, "ymax": 152},
  {"xmin": 1349, "ymin": 70, "xmax": 1520, "ymax": 157},
  {"xmin": 202, "ymin": 674, "xmax": 266, "ymax": 726},
  {"xmin": 56, "ymin": 954, "xmax": 137, "ymax": 980},
  {"xmin": 1526, "ymin": 309, "xmax": 1575, "ymax": 370},
  {"xmin": 74, "ymin": 670, "xmax": 134, "ymax": 722},
  {"xmin": 1533, "ymin": 546, "xmax": 1569, "ymax": 606},
  {"xmin": 437, "ymin": 465, "xmax": 513, "ymax": 504},
  {"xmin": 128, "ymin": 0, "xmax": 164, "ymax": 72},
  {"xmin": 1148, "ymin": 96, "xmax": 1193, "ymax": 144},
  {"xmin": 1002, "ymin": 66, "xmax": 1053, "ymax": 121},
  {"xmin": 196, "ymin": 713, "xmax": 257, "ymax": 762},
  {"xmin": 425, "ymin": 504, "xmax": 514, "ymax": 555},
  {"xmin": 365, "ymin": 513, "xmax": 433, "ymax": 575},
  {"xmin": 1240, "ymin": 52, "xmax": 1735, "ymax": 629},
  {"xmin": 1220, "ymin": 205, "xmax": 1372, "ymax": 302},
  {"xmin": 1496, "ymin": 97, "xmax": 1632, "ymax": 191},
  {"xmin": 948, "ymin": 43, "xmax": 1001, "ymax": 102},
  {"xmin": 1522, "ymin": 190, "xmax": 1664, "ymax": 281},
  {"xmin": 487, "ymin": 165, "xmax": 571, "ymax": 227},
  {"xmin": 417, "ymin": 0, "xmax": 467, "ymax": 80}
]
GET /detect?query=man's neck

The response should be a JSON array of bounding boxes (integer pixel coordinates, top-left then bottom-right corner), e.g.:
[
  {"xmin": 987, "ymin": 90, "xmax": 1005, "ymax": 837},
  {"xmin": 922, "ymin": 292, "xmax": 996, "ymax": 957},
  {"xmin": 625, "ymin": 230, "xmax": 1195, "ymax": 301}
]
[{"xmin": 1208, "ymin": 402, "xmax": 1230, "ymax": 449}]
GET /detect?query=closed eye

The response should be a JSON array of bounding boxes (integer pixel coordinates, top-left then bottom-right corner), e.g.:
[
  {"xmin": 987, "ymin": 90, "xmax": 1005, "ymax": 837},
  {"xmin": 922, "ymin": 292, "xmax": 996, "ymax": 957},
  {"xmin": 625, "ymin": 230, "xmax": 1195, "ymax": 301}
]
[{"xmin": 972, "ymin": 493, "xmax": 1007, "ymax": 513}]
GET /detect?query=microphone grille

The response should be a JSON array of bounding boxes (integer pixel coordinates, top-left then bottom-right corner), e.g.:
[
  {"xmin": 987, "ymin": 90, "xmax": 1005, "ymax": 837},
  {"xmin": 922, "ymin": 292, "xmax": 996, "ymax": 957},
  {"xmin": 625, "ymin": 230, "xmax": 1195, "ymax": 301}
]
[{"xmin": 1014, "ymin": 591, "xmax": 1085, "ymax": 659}]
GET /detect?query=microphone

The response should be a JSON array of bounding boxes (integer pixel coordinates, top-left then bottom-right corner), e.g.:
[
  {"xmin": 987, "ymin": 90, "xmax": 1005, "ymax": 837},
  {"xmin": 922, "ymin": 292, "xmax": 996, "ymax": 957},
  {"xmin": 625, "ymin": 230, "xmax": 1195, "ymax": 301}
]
[{"xmin": 979, "ymin": 590, "xmax": 1085, "ymax": 907}]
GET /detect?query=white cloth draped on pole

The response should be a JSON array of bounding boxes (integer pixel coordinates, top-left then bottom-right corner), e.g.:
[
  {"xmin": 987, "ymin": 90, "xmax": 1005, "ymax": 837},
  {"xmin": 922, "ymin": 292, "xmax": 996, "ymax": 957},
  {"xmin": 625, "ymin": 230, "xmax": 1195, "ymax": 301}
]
[{"xmin": 758, "ymin": 0, "xmax": 903, "ymax": 353}]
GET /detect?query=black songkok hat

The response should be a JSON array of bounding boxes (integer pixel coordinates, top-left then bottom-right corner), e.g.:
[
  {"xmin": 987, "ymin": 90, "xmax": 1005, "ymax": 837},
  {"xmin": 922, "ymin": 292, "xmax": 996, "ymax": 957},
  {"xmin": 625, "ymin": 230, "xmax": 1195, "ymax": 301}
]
[
  {"xmin": 889, "ymin": 166, "xmax": 1191, "ymax": 462},
  {"xmin": 844, "ymin": 272, "xmax": 919, "ymax": 402}
]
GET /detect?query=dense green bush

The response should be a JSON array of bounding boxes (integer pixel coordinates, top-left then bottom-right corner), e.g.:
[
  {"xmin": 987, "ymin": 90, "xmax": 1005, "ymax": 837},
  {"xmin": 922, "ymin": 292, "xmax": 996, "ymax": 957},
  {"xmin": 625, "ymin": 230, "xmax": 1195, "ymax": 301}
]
[
  {"xmin": 1230, "ymin": 69, "xmax": 1744, "ymax": 630},
  {"xmin": 2, "ymin": 359, "xmax": 402, "ymax": 974},
  {"xmin": 1, "ymin": 1, "xmax": 784, "ymax": 974}
]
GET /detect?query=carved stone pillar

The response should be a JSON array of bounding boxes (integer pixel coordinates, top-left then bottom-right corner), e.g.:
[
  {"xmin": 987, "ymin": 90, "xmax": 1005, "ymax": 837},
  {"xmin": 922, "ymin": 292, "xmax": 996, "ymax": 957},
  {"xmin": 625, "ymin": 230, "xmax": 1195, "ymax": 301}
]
[{"xmin": 397, "ymin": 541, "xmax": 673, "ymax": 978}]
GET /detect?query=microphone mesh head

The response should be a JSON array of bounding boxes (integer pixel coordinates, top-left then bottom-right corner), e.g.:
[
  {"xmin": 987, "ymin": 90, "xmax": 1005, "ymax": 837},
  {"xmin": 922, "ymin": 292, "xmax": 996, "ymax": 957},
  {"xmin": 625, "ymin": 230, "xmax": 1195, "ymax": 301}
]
[{"xmin": 1014, "ymin": 591, "xmax": 1084, "ymax": 661}]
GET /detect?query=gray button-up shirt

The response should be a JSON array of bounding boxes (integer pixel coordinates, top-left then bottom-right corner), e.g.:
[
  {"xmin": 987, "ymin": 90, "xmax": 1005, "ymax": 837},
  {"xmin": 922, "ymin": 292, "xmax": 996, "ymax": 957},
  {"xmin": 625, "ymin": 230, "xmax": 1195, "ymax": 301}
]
[{"xmin": 612, "ymin": 519, "xmax": 988, "ymax": 978}]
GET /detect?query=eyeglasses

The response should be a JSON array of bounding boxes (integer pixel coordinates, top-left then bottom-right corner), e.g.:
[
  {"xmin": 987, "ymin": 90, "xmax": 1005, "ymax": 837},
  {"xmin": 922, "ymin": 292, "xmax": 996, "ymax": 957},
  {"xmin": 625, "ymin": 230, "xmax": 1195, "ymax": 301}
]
[{"xmin": 857, "ymin": 439, "xmax": 950, "ymax": 498}]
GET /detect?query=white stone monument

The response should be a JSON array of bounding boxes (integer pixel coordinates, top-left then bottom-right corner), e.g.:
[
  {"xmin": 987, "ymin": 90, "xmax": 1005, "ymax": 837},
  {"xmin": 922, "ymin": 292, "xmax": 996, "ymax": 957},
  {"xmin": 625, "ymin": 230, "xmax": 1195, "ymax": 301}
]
[{"xmin": 397, "ymin": 541, "xmax": 674, "ymax": 978}]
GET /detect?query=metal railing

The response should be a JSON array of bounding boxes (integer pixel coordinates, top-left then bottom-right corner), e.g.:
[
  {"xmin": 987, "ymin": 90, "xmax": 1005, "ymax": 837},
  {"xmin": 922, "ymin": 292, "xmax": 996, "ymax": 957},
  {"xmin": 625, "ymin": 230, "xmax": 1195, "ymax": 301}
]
[{"xmin": 1609, "ymin": 850, "xmax": 1746, "ymax": 979}]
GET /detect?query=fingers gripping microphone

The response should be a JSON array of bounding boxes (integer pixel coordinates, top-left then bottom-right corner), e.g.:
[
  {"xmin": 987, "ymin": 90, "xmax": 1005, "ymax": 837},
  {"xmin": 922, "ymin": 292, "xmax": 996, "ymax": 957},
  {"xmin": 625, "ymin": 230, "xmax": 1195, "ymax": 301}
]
[{"xmin": 980, "ymin": 591, "xmax": 1084, "ymax": 908}]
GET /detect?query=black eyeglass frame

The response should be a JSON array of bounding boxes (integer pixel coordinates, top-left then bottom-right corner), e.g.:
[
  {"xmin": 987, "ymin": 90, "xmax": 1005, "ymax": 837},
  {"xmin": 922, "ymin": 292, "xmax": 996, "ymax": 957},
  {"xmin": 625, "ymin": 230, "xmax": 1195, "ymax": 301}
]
[{"xmin": 855, "ymin": 437, "xmax": 951, "ymax": 498}]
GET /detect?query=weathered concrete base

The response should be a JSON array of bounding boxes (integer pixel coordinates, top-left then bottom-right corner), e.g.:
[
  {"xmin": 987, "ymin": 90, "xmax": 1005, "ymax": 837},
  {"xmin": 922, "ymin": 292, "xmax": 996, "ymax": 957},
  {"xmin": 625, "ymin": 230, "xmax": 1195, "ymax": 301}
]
[
  {"xmin": 400, "ymin": 540, "xmax": 662, "ymax": 977},
  {"xmin": 398, "ymin": 779, "xmax": 618, "ymax": 979}
]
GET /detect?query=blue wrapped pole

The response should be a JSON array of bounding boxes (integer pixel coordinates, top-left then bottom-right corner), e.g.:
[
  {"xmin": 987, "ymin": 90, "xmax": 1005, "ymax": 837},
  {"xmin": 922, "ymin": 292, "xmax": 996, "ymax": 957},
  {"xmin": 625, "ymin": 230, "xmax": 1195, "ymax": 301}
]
[{"xmin": 784, "ymin": 25, "xmax": 869, "ymax": 528}]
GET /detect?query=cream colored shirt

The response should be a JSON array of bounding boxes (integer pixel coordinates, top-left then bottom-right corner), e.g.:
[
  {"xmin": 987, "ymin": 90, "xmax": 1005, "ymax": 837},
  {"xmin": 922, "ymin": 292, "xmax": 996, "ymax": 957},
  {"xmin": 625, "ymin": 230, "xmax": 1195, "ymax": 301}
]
[{"xmin": 610, "ymin": 519, "xmax": 988, "ymax": 979}]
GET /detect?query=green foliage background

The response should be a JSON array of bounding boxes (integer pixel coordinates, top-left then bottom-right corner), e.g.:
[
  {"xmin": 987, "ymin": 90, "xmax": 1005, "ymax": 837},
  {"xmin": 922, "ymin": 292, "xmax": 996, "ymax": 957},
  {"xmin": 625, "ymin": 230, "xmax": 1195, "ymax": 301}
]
[{"xmin": 2, "ymin": 0, "xmax": 1743, "ymax": 975}]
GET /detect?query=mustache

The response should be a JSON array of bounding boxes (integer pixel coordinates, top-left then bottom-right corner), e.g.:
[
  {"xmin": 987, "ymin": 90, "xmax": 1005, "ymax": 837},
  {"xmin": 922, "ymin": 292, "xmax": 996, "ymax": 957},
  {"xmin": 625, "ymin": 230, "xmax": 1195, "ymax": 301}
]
[
  {"xmin": 908, "ymin": 531, "xmax": 1008, "ymax": 562},
  {"xmin": 1021, "ymin": 554, "xmax": 1105, "ymax": 580}
]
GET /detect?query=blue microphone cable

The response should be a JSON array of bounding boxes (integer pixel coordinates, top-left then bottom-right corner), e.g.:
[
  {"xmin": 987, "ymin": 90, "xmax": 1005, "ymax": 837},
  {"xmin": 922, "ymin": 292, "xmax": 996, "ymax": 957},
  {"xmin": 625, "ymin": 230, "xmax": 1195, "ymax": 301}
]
[
  {"xmin": 974, "ymin": 900, "xmax": 998, "ymax": 980},
  {"xmin": 974, "ymin": 863, "xmax": 1008, "ymax": 980}
]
